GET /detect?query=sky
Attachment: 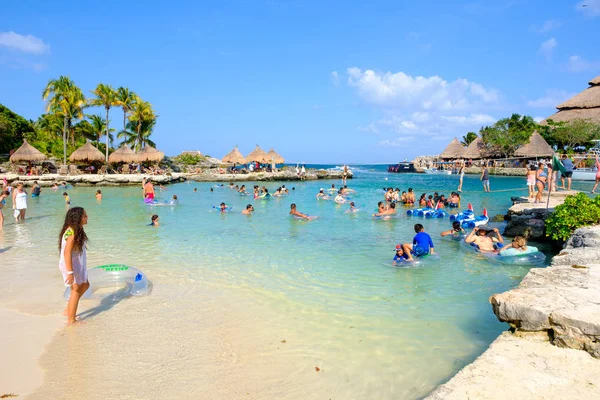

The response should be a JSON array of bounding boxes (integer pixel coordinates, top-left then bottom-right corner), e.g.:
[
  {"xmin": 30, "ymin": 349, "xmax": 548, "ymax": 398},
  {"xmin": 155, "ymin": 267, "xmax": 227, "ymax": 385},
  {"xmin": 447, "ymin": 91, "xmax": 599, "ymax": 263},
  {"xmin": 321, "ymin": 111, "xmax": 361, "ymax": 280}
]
[{"xmin": 1, "ymin": 0, "xmax": 599, "ymax": 164}]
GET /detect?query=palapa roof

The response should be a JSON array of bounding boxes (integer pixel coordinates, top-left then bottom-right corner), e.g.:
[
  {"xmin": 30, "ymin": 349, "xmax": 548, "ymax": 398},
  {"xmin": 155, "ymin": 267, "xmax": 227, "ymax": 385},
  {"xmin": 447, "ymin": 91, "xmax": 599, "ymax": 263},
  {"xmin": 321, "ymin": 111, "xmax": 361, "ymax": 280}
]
[
  {"xmin": 69, "ymin": 142, "xmax": 104, "ymax": 163},
  {"xmin": 514, "ymin": 131, "xmax": 554, "ymax": 157},
  {"xmin": 461, "ymin": 137, "xmax": 485, "ymax": 159},
  {"xmin": 135, "ymin": 145, "xmax": 164, "ymax": 163},
  {"xmin": 245, "ymin": 145, "xmax": 269, "ymax": 163},
  {"xmin": 10, "ymin": 139, "xmax": 48, "ymax": 163},
  {"xmin": 222, "ymin": 146, "xmax": 246, "ymax": 164},
  {"xmin": 542, "ymin": 75, "xmax": 600, "ymax": 125},
  {"xmin": 266, "ymin": 148, "xmax": 285, "ymax": 164},
  {"xmin": 439, "ymin": 138, "xmax": 465, "ymax": 159},
  {"xmin": 109, "ymin": 145, "xmax": 136, "ymax": 163}
]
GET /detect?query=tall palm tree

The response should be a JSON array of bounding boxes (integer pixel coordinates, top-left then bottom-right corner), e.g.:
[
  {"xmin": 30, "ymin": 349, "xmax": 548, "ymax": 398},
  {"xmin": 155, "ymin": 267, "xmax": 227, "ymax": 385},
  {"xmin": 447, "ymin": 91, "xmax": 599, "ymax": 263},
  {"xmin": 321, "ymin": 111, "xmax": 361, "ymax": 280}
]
[
  {"xmin": 42, "ymin": 76, "xmax": 85, "ymax": 164},
  {"xmin": 89, "ymin": 84, "xmax": 118, "ymax": 163},
  {"xmin": 86, "ymin": 114, "xmax": 114, "ymax": 145},
  {"xmin": 118, "ymin": 119, "xmax": 157, "ymax": 151},
  {"xmin": 461, "ymin": 132, "xmax": 477, "ymax": 147},
  {"xmin": 124, "ymin": 96, "xmax": 157, "ymax": 151},
  {"xmin": 115, "ymin": 87, "xmax": 136, "ymax": 136}
]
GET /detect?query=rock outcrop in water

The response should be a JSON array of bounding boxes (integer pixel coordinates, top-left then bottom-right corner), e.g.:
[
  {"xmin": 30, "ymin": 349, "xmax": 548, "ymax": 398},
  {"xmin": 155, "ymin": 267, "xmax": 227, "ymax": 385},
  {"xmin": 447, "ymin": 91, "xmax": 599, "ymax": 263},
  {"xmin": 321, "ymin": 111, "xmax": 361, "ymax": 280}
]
[{"xmin": 426, "ymin": 224, "xmax": 600, "ymax": 399}]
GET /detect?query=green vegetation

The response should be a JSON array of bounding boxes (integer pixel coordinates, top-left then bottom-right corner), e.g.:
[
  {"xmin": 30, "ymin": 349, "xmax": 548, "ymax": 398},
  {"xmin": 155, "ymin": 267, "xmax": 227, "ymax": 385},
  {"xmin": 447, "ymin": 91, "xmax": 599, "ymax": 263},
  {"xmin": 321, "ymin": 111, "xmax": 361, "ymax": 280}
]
[
  {"xmin": 539, "ymin": 119, "xmax": 600, "ymax": 151},
  {"xmin": 460, "ymin": 132, "xmax": 477, "ymax": 147},
  {"xmin": 546, "ymin": 193, "xmax": 600, "ymax": 242},
  {"xmin": 480, "ymin": 114, "xmax": 537, "ymax": 158},
  {"xmin": 1, "ymin": 76, "xmax": 158, "ymax": 164},
  {"xmin": 172, "ymin": 153, "xmax": 204, "ymax": 165}
]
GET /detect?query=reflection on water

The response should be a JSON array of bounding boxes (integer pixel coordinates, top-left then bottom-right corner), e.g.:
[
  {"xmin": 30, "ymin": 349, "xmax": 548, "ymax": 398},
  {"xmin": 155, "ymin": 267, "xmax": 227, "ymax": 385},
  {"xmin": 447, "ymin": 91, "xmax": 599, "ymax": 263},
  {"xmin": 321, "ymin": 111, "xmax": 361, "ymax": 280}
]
[{"xmin": 0, "ymin": 170, "xmax": 556, "ymax": 399}]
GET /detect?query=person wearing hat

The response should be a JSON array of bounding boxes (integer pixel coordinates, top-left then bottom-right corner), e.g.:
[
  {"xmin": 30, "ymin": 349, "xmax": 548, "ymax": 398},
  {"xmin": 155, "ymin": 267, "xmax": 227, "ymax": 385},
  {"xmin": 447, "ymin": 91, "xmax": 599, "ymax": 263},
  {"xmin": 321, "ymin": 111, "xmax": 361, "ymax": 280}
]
[
  {"xmin": 393, "ymin": 244, "xmax": 410, "ymax": 264},
  {"xmin": 316, "ymin": 188, "xmax": 330, "ymax": 200},
  {"xmin": 465, "ymin": 225, "xmax": 504, "ymax": 252}
]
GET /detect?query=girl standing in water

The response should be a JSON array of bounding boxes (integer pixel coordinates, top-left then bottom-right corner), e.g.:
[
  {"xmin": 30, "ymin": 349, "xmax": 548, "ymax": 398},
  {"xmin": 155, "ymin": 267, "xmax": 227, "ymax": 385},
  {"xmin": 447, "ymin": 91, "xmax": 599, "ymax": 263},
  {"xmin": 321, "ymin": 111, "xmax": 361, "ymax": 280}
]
[
  {"xmin": 59, "ymin": 207, "xmax": 90, "ymax": 325},
  {"xmin": 12, "ymin": 183, "xmax": 27, "ymax": 222}
]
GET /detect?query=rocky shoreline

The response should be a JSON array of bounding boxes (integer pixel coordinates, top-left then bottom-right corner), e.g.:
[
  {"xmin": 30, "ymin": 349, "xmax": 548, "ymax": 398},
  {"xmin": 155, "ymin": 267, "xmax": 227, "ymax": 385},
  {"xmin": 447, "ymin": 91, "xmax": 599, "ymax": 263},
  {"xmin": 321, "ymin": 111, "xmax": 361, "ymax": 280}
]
[
  {"xmin": 426, "ymin": 224, "xmax": 600, "ymax": 399},
  {"xmin": 0, "ymin": 168, "xmax": 349, "ymax": 186}
]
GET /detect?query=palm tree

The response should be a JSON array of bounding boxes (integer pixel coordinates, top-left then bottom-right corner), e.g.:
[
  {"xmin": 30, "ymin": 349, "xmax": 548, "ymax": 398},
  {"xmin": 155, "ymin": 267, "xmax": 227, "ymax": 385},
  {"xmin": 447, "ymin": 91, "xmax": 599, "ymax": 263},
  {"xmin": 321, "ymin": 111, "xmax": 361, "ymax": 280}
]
[
  {"xmin": 87, "ymin": 114, "xmax": 114, "ymax": 145},
  {"xmin": 461, "ymin": 132, "xmax": 477, "ymax": 147},
  {"xmin": 123, "ymin": 96, "xmax": 157, "ymax": 151},
  {"xmin": 42, "ymin": 76, "xmax": 85, "ymax": 164},
  {"xmin": 115, "ymin": 87, "xmax": 136, "ymax": 135},
  {"xmin": 89, "ymin": 84, "xmax": 118, "ymax": 163}
]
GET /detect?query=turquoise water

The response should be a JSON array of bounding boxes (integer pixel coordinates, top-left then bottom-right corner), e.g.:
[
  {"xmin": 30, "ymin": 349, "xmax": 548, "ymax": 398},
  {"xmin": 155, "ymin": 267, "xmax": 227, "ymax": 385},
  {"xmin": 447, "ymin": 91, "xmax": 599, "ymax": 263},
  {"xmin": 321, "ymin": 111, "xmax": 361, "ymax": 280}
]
[{"xmin": 0, "ymin": 167, "xmax": 568, "ymax": 398}]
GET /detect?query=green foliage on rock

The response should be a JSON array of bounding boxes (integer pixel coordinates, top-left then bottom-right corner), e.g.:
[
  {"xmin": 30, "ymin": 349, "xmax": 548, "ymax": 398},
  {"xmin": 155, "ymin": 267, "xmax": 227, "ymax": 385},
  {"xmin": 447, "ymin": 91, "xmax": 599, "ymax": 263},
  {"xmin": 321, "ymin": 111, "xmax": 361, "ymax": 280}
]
[
  {"xmin": 546, "ymin": 193, "xmax": 600, "ymax": 242},
  {"xmin": 172, "ymin": 154, "xmax": 204, "ymax": 165}
]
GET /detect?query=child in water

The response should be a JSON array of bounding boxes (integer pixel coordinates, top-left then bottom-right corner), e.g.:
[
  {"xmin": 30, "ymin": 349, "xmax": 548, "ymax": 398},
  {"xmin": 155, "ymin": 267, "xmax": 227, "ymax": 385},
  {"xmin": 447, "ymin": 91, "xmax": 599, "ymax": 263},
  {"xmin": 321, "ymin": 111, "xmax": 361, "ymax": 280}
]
[
  {"xmin": 242, "ymin": 204, "xmax": 254, "ymax": 215},
  {"xmin": 169, "ymin": 195, "xmax": 178, "ymax": 205},
  {"xmin": 95, "ymin": 190, "xmax": 102, "ymax": 200},
  {"xmin": 59, "ymin": 207, "xmax": 90, "ymax": 325},
  {"xmin": 63, "ymin": 192, "xmax": 71, "ymax": 205},
  {"xmin": 441, "ymin": 221, "xmax": 465, "ymax": 237},
  {"xmin": 402, "ymin": 223, "xmax": 435, "ymax": 261},
  {"xmin": 219, "ymin": 202, "xmax": 228, "ymax": 212},
  {"xmin": 392, "ymin": 244, "xmax": 410, "ymax": 264},
  {"xmin": 150, "ymin": 214, "xmax": 159, "ymax": 226}
]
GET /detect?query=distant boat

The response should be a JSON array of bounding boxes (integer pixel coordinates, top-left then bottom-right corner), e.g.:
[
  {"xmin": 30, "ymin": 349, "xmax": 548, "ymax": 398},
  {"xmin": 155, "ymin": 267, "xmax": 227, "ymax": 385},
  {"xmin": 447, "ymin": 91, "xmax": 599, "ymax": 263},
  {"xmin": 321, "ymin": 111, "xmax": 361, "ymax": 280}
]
[
  {"xmin": 388, "ymin": 162, "xmax": 416, "ymax": 173},
  {"xmin": 570, "ymin": 140, "xmax": 600, "ymax": 181},
  {"xmin": 423, "ymin": 167, "xmax": 453, "ymax": 175}
]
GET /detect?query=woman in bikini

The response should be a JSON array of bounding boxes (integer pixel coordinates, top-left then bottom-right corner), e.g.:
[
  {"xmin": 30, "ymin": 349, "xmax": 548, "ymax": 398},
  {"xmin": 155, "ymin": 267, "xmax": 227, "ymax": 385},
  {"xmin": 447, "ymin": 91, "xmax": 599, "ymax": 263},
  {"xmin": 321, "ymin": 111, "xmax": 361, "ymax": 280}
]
[{"xmin": 535, "ymin": 162, "xmax": 547, "ymax": 203}]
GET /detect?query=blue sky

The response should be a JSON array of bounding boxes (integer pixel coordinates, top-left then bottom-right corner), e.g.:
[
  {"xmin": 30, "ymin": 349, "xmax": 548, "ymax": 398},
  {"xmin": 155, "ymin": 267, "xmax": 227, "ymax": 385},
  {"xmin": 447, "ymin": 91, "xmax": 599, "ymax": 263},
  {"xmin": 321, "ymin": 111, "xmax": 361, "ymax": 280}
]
[{"xmin": 1, "ymin": 0, "xmax": 599, "ymax": 163}]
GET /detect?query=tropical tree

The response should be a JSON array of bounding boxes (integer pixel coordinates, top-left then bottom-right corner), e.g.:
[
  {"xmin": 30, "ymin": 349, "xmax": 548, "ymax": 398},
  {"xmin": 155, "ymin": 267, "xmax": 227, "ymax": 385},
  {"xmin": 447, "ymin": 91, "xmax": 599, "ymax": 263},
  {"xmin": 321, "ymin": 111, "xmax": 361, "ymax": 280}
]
[
  {"xmin": 42, "ymin": 76, "xmax": 85, "ymax": 164},
  {"xmin": 540, "ymin": 119, "xmax": 600, "ymax": 151},
  {"xmin": 115, "ymin": 87, "xmax": 136, "ymax": 135},
  {"xmin": 480, "ymin": 114, "xmax": 537, "ymax": 158},
  {"xmin": 120, "ymin": 96, "xmax": 157, "ymax": 151},
  {"xmin": 89, "ymin": 83, "xmax": 118, "ymax": 162},
  {"xmin": 460, "ymin": 132, "xmax": 477, "ymax": 147}
]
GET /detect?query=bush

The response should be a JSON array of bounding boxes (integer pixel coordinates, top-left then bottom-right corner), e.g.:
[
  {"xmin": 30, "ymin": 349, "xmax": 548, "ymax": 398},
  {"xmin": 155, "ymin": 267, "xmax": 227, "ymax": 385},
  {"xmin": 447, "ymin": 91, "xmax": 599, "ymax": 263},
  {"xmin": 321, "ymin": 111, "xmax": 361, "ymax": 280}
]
[
  {"xmin": 545, "ymin": 193, "xmax": 600, "ymax": 242},
  {"xmin": 173, "ymin": 154, "xmax": 204, "ymax": 165}
]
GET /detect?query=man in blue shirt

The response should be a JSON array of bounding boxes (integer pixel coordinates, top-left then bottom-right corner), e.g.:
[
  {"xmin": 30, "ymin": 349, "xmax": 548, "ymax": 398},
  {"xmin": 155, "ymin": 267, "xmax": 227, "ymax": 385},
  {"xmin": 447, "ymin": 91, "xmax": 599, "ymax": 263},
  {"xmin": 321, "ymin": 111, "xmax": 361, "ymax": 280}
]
[
  {"xmin": 402, "ymin": 223, "xmax": 435, "ymax": 261},
  {"xmin": 560, "ymin": 154, "xmax": 574, "ymax": 191}
]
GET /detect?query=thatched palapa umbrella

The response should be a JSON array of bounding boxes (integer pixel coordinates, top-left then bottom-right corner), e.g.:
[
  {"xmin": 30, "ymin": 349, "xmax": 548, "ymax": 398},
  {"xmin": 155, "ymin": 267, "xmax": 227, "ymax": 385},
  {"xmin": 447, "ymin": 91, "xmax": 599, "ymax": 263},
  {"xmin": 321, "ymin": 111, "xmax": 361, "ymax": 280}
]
[
  {"xmin": 462, "ymin": 137, "xmax": 485, "ymax": 159},
  {"xmin": 515, "ymin": 131, "xmax": 555, "ymax": 157},
  {"xmin": 266, "ymin": 148, "xmax": 285, "ymax": 164},
  {"xmin": 541, "ymin": 75, "xmax": 600, "ymax": 124},
  {"xmin": 246, "ymin": 145, "xmax": 269, "ymax": 163},
  {"xmin": 135, "ymin": 145, "xmax": 164, "ymax": 163},
  {"xmin": 109, "ymin": 145, "xmax": 136, "ymax": 164},
  {"xmin": 10, "ymin": 139, "xmax": 48, "ymax": 163},
  {"xmin": 69, "ymin": 142, "xmax": 104, "ymax": 163},
  {"xmin": 439, "ymin": 138, "xmax": 465, "ymax": 159},
  {"xmin": 222, "ymin": 146, "xmax": 246, "ymax": 164}
]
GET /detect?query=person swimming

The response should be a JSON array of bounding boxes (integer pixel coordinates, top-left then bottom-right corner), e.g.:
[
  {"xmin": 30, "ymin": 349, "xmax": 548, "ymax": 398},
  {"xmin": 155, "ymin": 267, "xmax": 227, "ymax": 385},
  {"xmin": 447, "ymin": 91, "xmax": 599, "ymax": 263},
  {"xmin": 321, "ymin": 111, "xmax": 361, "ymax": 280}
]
[
  {"xmin": 334, "ymin": 191, "xmax": 346, "ymax": 204},
  {"xmin": 289, "ymin": 203, "xmax": 312, "ymax": 220},
  {"xmin": 316, "ymin": 189, "xmax": 330, "ymax": 200},
  {"xmin": 95, "ymin": 190, "xmax": 102, "ymax": 200},
  {"xmin": 63, "ymin": 192, "xmax": 71, "ymax": 205},
  {"xmin": 150, "ymin": 214, "xmax": 159, "ymax": 226},
  {"xmin": 169, "ymin": 195, "xmax": 178, "ymax": 205},
  {"xmin": 348, "ymin": 201, "xmax": 357, "ymax": 212},
  {"xmin": 441, "ymin": 221, "xmax": 465, "ymax": 237},
  {"xmin": 242, "ymin": 204, "xmax": 254, "ymax": 215},
  {"xmin": 219, "ymin": 202, "xmax": 228, "ymax": 212},
  {"xmin": 465, "ymin": 225, "xmax": 504, "ymax": 253},
  {"xmin": 392, "ymin": 244, "xmax": 410, "ymax": 264}
]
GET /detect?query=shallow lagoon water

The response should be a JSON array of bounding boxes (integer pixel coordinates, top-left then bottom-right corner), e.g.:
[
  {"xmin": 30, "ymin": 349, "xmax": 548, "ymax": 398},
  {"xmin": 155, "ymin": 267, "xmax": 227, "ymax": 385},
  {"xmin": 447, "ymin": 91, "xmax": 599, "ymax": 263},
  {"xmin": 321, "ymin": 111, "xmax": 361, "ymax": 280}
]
[{"xmin": 0, "ymin": 167, "xmax": 569, "ymax": 399}]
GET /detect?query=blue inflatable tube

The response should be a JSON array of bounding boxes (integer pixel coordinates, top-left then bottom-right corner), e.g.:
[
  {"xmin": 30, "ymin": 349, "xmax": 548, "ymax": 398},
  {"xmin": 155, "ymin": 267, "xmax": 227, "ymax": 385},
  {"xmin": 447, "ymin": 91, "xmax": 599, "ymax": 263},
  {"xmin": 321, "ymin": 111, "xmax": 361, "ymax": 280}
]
[
  {"xmin": 449, "ymin": 210, "xmax": 474, "ymax": 222},
  {"xmin": 64, "ymin": 264, "xmax": 151, "ymax": 299},
  {"xmin": 461, "ymin": 216, "xmax": 489, "ymax": 229},
  {"xmin": 425, "ymin": 210, "xmax": 448, "ymax": 219},
  {"xmin": 460, "ymin": 240, "xmax": 546, "ymax": 266},
  {"xmin": 406, "ymin": 207, "xmax": 433, "ymax": 217}
]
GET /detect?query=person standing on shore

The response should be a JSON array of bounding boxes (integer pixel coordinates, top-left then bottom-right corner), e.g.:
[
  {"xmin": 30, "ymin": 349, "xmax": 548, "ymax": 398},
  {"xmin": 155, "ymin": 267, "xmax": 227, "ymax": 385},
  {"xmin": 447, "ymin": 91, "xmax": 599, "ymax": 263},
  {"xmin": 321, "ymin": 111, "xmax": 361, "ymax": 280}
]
[
  {"xmin": 560, "ymin": 154, "xmax": 574, "ymax": 191},
  {"xmin": 480, "ymin": 163, "xmax": 491, "ymax": 192},
  {"xmin": 457, "ymin": 163, "xmax": 465, "ymax": 192},
  {"xmin": 535, "ymin": 162, "xmax": 547, "ymax": 203},
  {"xmin": 591, "ymin": 154, "xmax": 600, "ymax": 194},
  {"xmin": 59, "ymin": 207, "xmax": 90, "ymax": 325},
  {"xmin": 342, "ymin": 165, "xmax": 349, "ymax": 186},
  {"xmin": 526, "ymin": 165, "xmax": 536, "ymax": 198},
  {"xmin": 12, "ymin": 183, "xmax": 27, "ymax": 222}
]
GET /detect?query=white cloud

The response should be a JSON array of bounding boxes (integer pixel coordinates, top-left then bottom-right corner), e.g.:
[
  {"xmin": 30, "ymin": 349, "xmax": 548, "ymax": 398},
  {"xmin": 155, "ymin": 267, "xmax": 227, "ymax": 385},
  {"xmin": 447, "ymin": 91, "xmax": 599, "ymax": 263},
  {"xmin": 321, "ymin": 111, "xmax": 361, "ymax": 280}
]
[
  {"xmin": 539, "ymin": 37, "xmax": 557, "ymax": 61},
  {"xmin": 577, "ymin": 0, "xmax": 600, "ymax": 17},
  {"xmin": 0, "ymin": 31, "xmax": 50, "ymax": 54},
  {"xmin": 377, "ymin": 137, "xmax": 416, "ymax": 147},
  {"xmin": 526, "ymin": 89, "xmax": 573, "ymax": 108},
  {"xmin": 441, "ymin": 113, "xmax": 496, "ymax": 125},
  {"xmin": 331, "ymin": 71, "xmax": 340, "ymax": 86},
  {"xmin": 534, "ymin": 116, "xmax": 544, "ymax": 123},
  {"xmin": 531, "ymin": 20, "xmax": 562, "ymax": 33},
  {"xmin": 346, "ymin": 68, "xmax": 498, "ymax": 110},
  {"xmin": 566, "ymin": 55, "xmax": 600, "ymax": 73}
]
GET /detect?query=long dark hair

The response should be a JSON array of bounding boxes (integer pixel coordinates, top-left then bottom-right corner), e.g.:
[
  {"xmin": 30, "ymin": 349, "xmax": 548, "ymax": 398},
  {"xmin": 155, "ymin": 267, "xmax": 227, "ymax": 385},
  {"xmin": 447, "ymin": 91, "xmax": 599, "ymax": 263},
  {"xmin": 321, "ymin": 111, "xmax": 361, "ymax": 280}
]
[{"xmin": 59, "ymin": 207, "xmax": 88, "ymax": 254}]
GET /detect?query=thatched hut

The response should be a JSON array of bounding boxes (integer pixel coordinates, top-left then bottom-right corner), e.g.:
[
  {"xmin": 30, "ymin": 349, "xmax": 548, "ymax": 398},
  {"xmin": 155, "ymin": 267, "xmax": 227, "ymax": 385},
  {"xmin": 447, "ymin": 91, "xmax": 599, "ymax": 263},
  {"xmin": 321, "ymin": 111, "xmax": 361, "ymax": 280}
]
[
  {"xmin": 266, "ymin": 148, "xmax": 285, "ymax": 164},
  {"xmin": 515, "ymin": 131, "xmax": 555, "ymax": 157},
  {"xmin": 222, "ymin": 146, "xmax": 246, "ymax": 164},
  {"xmin": 462, "ymin": 137, "xmax": 485, "ymax": 159},
  {"xmin": 109, "ymin": 145, "xmax": 136, "ymax": 164},
  {"xmin": 69, "ymin": 142, "xmax": 104, "ymax": 163},
  {"xmin": 10, "ymin": 140, "xmax": 47, "ymax": 163},
  {"xmin": 439, "ymin": 138, "xmax": 465, "ymax": 159},
  {"xmin": 245, "ymin": 145, "xmax": 269, "ymax": 163},
  {"xmin": 542, "ymin": 75, "xmax": 600, "ymax": 124},
  {"xmin": 135, "ymin": 145, "xmax": 164, "ymax": 163}
]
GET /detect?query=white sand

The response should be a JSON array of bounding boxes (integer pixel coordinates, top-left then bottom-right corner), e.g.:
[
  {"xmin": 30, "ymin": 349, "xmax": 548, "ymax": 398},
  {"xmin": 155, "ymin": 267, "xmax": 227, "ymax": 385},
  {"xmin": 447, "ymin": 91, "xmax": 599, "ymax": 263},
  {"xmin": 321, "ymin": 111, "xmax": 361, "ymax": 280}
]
[{"xmin": 0, "ymin": 307, "xmax": 63, "ymax": 397}]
